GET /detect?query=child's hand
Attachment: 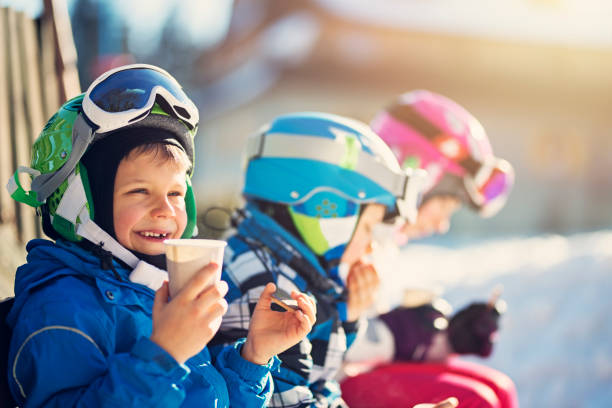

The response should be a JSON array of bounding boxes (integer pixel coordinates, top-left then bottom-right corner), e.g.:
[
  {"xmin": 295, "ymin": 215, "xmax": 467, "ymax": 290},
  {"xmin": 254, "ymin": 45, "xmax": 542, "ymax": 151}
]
[
  {"xmin": 242, "ymin": 283, "xmax": 316, "ymax": 365},
  {"xmin": 150, "ymin": 263, "xmax": 228, "ymax": 364},
  {"xmin": 346, "ymin": 260, "xmax": 380, "ymax": 322}
]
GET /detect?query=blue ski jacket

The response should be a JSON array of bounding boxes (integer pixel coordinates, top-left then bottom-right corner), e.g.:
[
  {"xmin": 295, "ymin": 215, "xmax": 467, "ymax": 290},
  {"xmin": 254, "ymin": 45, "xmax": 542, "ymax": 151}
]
[{"xmin": 6, "ymin": 239, "xmax": 276, "ymax": 407}]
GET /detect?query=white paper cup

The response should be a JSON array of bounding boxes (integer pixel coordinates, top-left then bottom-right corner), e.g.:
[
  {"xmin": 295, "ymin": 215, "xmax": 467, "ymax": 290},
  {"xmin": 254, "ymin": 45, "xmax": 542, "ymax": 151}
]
[{"xmin": 164, "ymin": 239, "xmax": 227, "ymax": 298}]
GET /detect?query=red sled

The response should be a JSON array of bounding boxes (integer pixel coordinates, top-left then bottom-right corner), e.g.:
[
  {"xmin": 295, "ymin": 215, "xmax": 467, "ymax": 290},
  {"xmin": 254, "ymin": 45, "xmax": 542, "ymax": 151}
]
[{"xmin": 341, "ymin": 358, "xmax": 518, "ymax": 408}]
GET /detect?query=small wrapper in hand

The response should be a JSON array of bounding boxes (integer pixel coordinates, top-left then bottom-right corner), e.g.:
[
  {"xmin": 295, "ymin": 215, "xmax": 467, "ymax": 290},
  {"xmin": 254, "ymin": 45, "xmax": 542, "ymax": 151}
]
[{"xmin": 270, "ymin": 287, "xmax": 299, "ymax": 312}]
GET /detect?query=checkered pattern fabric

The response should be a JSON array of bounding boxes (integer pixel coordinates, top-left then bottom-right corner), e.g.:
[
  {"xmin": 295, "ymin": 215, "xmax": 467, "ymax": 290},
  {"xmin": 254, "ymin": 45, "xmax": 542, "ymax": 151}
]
[{"xmin": 212, "ymin": 211, "xmax": 359, "ymax": 407}]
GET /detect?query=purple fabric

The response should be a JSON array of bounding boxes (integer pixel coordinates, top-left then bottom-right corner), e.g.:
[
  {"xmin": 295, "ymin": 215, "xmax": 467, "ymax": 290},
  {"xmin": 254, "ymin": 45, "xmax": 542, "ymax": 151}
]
[{"xmin": 378, "ymin": 304, "xmax": 448, "ymax": 361}]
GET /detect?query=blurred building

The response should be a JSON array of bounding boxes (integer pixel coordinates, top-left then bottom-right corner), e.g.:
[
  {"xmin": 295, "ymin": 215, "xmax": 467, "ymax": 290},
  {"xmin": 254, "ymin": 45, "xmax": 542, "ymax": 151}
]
[
  {"xmin": 188, "ymin": 0, "xmax": 612, "ymax": 237},
  {"xmin": 59, "ymin": 0, "xmax": 612, "ymax": 236}
]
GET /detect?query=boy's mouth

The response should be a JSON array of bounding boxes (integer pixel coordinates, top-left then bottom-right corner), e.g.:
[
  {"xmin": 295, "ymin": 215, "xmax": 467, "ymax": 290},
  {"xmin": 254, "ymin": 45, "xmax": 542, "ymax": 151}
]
[{"xmin": 137, "ymin": 231, "xmax": 171, "ymax": 241}]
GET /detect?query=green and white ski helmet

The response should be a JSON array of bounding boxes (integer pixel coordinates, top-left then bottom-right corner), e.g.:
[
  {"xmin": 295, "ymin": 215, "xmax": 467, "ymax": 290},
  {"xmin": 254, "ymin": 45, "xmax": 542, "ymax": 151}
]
[{"xmin": 7, "ymin": 94, "xmax": 198, "ymax": 243}]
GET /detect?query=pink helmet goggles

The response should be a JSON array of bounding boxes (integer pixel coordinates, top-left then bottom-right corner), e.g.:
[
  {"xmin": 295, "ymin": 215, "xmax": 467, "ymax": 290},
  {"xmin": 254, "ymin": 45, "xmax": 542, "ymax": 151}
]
[{"xmin": 373, "ymin": 91, "xmax": 514, "ymax": 217}]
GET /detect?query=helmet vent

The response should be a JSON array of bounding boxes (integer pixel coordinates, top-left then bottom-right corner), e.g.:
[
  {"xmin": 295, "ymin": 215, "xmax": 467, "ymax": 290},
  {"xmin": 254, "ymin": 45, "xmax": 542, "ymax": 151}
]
[{"xmin": 173, "ymin": 105, "xmax": 191, "ymax": 119}]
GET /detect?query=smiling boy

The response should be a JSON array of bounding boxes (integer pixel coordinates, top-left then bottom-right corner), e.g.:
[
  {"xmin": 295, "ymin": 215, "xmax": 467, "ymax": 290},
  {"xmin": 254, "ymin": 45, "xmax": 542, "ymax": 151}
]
[{"xmin": 5, "ymin": 65, "xmax": 315, "ymax": 407}]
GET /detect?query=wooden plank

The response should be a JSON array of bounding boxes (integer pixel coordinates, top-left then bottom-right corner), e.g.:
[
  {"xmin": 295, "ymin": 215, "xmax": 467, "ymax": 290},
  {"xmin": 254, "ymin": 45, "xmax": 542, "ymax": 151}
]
[
  {"xmin": 17, "ymin": 12, "xmax": 45, "ymax": 143},
  {"xmin": 6, "ymin": 8, "xmax": 37, "ymax": 242},
  {"xmin": 43, "ymin": 0, "xmax": 80, "ymax": 102},
  {"xmin": 17, "ymin": 12, "xmax": 44, "ymax": 238},
  {"xmin": 53, "ymin": 0, "xmax": 81, "ymax": 98},
  {"xmin": 0, "ymin": 8, "xmax": 15, "ymax": 224},
  {"xmin": 39, "ymin": 15, "xmax": 60, "ymax": 117}
]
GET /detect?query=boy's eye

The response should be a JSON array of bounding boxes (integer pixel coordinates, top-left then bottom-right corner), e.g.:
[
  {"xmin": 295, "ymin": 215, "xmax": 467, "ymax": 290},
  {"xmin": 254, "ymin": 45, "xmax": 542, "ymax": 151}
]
[
  {"xmin": 168, "ymin": 190, "xmax": 185, "ymax": 197},
  {"xmin": 128, "ymin": 188, "xmax": 148, "ymax": 194}
]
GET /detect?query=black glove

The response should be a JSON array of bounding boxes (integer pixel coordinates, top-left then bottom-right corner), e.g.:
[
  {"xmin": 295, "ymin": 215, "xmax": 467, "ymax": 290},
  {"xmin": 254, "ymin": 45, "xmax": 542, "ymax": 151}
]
[
  {"xmin": 448, "ymin": 301, "xmax": 503, "ymax": 357},
  {"xmin": 378, "ymin": 302, "xmax": 450, "ymax": 361}
]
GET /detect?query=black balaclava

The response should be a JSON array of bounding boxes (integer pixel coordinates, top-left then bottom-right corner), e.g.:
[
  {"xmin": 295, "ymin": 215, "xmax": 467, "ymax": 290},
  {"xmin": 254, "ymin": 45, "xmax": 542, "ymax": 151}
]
[{"xmin": 80, "ymin": 127, "xmax": 187, "ymax": 270}]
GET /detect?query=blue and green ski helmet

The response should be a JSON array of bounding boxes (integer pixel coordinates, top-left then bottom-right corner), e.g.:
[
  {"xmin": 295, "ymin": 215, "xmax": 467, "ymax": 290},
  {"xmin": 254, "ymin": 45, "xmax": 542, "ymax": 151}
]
[
  {"xmin": 243, "ymin": 112, "xmax": 426, "ymax": 256},
  {"xmin": 7, "ymin": 93, "xmax": 198, "ymax": 243}
]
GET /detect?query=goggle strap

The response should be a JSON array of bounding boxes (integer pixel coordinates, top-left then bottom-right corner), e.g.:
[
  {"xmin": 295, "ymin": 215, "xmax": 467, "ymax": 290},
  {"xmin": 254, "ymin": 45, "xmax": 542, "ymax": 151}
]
[
  {"xmin": 54, "ymin": 171, "xmax": 140, "ymax": 268},
  {"xmin": 54, "ymin": 171, "xmax": 87, "ymax": 224},
  {"xmin": 425, "ymin": 173, "xmax": 470, "ymax": 205},
  {"xmin": 76, "ymin": 210, "xmax": 140, "ymax": 269},
  {"xmin": 388, "ymin": 104, "xmax": 483, "ymax": 177},
  {"xmin": 398, "ymin": 168, "xmax": 427, "ymax": 224},
  {"xmin": 388, "ymin": 103, "xmax": 441, "ymax": 140},
  {"xmin": 246, "ymin": 129, "xmax": 266, "ymax": 160},
  {"xmin": 31, "ymin": 115, "xmax": 94, "ymax": 203},
  {"xmin": 459, "ymin": 157, "xmax": 482, "ymax": 177}
]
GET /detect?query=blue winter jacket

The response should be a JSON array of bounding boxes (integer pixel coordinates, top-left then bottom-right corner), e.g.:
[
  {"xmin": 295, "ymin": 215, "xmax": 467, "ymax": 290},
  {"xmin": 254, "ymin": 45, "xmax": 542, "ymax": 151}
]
[{"xmin": 6, "ymin": 239, "xmax": 276, "ymax": 407}]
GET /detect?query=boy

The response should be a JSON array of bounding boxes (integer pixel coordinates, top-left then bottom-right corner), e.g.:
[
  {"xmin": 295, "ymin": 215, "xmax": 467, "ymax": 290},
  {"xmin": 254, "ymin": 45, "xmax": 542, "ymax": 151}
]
[
  {"xmin": 213, "ymin": 112, "xmax": 426, "ymax": 407},
  {"xmin": 5, "ymin": 65, "xmax": 315, "ymax": 407}
]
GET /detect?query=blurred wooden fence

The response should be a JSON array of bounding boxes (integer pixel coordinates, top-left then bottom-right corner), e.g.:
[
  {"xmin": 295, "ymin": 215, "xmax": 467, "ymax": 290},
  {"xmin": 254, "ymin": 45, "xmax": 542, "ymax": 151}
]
[{"xmin": 0, "ymin": 1, "xmax": 80, "ymax": 244}]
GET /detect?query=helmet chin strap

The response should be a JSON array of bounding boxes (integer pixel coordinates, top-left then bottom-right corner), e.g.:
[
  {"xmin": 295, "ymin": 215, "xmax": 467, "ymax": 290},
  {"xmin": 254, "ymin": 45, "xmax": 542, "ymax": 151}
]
[
  {"xmin": 55, "ymin": 168, "xmax": 169, "ymax": 291},
  {"xmin": 54, "ymin": 169, "xmax": 140, "ymax": 268},
  {"xmin": 77, "ymin": 215, "xmax": 168, "ymax": 291},
  {"xmin": 76, "ymin": 210, "xmax": 140, "ymax": 268}
]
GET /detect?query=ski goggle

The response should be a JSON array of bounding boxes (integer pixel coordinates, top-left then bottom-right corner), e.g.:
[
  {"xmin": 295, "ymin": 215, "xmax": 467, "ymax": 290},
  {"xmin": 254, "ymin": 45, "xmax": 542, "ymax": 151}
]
[
  {"xmin": 82, "ymin": 64, "xmax": 198, "ymax": 133},
  {"xmin": 464, "ymin": 158, "xmax": 514, "ymax": 218}
]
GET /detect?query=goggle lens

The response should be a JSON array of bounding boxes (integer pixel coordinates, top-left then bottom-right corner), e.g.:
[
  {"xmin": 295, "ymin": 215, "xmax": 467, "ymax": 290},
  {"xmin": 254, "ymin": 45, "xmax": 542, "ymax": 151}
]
[
  {"xmin": 89, "ymin": 68, "xmax": 188, "ymax": 113},
  {"xmin": 479, "ymin": 167, "xmax": 510, "ymax": 202},
  {"xmin": 467, "ymin": 159, "xmax": 514, "ymax": 216}
]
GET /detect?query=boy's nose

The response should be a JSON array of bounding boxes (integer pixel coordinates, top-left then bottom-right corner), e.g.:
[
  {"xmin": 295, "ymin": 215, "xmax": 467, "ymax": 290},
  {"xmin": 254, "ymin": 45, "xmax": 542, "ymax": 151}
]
[{"xmin": 151, "ymin": 197, "xmax": 176, "ymax": 218}]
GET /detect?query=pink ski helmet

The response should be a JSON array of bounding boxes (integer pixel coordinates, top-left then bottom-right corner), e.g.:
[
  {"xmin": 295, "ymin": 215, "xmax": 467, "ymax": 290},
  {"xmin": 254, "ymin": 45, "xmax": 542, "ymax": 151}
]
[{"xmin": 371, "ymin": 90, "xmax": 514, "ymax": 217}]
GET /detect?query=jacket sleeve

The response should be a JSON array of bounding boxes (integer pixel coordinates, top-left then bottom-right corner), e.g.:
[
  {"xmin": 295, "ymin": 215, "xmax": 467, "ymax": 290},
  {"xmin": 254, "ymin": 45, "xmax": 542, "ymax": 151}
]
[
  {"xmin": 216, "ymin": 285, "xmax": 347, "ymax": 408},
  {"xmin": 211, "ymin": 339, "xmax": 278, "ymax": 408},
  {"xmin": 8, "ymin": 279, "xmax": 192, "ymax": 408},
  {"xmin": 342, "ymin": 319, "xmax": 361, "ymax": 349},
  {"xmin": 10, "ymin": 326, "xmax": 190, "ymax": 408}
]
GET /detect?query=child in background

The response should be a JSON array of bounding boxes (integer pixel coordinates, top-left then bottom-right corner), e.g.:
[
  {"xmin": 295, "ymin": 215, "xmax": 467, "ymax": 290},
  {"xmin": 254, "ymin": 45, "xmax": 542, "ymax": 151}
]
[
  {"xmin": 212, "ymin": 112, "xmax": 426, "ymax": 407},
  {"xmin": 341, "ymin": 90, "xmax": 518, "ymax": 408},
  {"xmin": 5, "ymin": 65, "xmax": 315, "ymax": 407}
]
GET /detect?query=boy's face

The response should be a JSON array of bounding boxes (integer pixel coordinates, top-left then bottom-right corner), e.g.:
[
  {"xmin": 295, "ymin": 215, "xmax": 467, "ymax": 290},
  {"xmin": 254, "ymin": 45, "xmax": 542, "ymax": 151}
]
[
  {"xmin": 399, "ymin": 195, "xmax": 461, "ymax": 241},
  {"xmin": 113, "ymin": 151, "xmax": 188, "ymax": 255},
  {"xmin": 340, "ymin": 204, "xmax": 386, "ymax": 266}
]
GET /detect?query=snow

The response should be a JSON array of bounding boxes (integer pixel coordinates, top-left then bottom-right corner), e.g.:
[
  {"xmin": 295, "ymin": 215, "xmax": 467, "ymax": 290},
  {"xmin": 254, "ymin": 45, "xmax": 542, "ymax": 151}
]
[{"xmin": 373, "ymin": 231, "xmax": 612, "ymax": 407}]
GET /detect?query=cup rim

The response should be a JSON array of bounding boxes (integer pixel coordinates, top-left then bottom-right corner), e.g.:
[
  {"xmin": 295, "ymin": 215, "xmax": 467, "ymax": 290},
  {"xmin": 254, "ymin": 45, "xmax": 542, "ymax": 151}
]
[{"xmin": 163, "ymin": 238, "xmax": 227, "ymax": 248}]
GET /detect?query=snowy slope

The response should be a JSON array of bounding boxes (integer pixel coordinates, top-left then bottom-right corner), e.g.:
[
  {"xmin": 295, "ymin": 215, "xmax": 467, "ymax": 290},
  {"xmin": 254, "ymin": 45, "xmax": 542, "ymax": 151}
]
[{"xmin": 373, "ymin": 231, "xmax": 612, "ymax": 408}]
